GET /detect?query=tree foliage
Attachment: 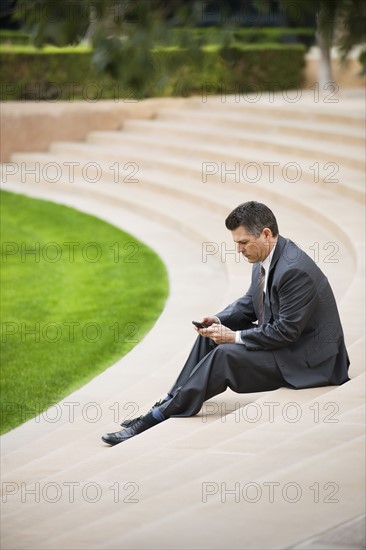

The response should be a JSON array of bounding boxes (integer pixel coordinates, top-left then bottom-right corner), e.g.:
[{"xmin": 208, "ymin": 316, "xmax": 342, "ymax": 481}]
[
  {"xmin": 13, "ymin": 0, "xmax": 366, "ymax": 88},
  {"xmin": 14, "ymin": 1, "xmax": 199, "ymax": 95},
  {"xmin": 276, "ymin": 0, "xmax": 365, "ymax": 68}
]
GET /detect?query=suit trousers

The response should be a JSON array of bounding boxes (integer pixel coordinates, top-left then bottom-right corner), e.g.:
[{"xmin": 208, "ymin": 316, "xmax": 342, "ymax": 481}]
[{"xmin": 159, "ymin": 335, "xmax": 289, "ymax": 418}]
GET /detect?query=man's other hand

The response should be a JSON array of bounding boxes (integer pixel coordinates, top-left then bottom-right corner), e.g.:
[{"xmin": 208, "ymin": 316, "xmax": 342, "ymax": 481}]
[{"xmin": 198, "ymin": 323, "xmax": 236, "ymax": 344}]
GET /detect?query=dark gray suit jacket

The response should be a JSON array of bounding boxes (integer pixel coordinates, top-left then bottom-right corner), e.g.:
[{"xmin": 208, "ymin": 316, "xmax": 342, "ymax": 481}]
[{"xmin": 216, "ymin": 235, "xmax": 350, "ymax": 388}]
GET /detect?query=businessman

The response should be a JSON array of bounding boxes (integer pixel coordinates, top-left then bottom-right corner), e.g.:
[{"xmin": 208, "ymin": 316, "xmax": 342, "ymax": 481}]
[{"xmin": 102, "ymin": 201, "xmax": 350, "ymax": 445}]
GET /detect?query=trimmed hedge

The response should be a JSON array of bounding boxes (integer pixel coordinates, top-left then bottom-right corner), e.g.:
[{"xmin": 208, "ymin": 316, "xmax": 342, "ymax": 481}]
[
  {"xmin": 0, "ymin": 29, "xmax": 31, "ymax": 45},
  {"xmin": 155, "ymin": 44, "xmax": 306, "ymax": 98},
  {"xmin": 233, "ymin": 27, "xmax": 315, "ymax": 47},
  {"xmin": 0, "ymin": 26, "xmax": 315, "ymax": 47},
  {"xmin": 168, "ymin": 27, "xmax": 315, "ymax": 48},
  {"xmin": 0, "ymin": 43, "xmax": 306, "ymax": 101}
]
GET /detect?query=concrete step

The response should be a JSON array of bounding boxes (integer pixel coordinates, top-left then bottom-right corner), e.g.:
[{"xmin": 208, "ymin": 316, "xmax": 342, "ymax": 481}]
[
  {"xmin": 91, "ymin": 125, "xmax": 365, "ymax": 203},
  {"xmin": 2, "ymin": 389, "xmax": 363, "ymax": 549},
  {"xmin": 155, "ymin": 106, "xmax": 365, "ymax": 145},
  {"xmin": 1, "ymin": 91, "xmax": 364, "ymax": 550},
  {"xmin": 0, "ymin": 176, "xmax": 232, "ymax": 439},
  {"xmin": 2, "ymin": 156, "xmax": 359, "ymax": 309},
  {"xmin": 155, "ymin": 108, "xmax": 365, "ymax": 168},
  {"xmin": 3, "ymin": 434, "xmax": 363, "ymax": 550},
  {"xmin": 0, "ymin": 385, "xmax": 334, "ymax": 483},
  {"xmin": 0, "ymin": 373, "xmax": 361, "ymax": 479},
  {"xmin": 3, "ymin": 150, "xmax": 364, "ymax": 348},
  {"xmin": 1, "ymin": 375, "xmax": 362, "ymax": 498},
  {"xmin": 9, "ymin": 140, "xmax": 366, "ymax": 233},
  {"xmin": 86, "ymin": 127, "xmax": 365, "ymax": 201},
  {"xmin": 5, "ymin": 147, "xmax": 363, "ymax": 275},
  {"xmin": 99, "ymin": 437, "xmax": 364, "ymax": 550},
  {"xmin": 7, "ymin": 145, "xmax": 362, "ymax": 251},
  {"xmin": 99, "ymin": 118, "xmax": 366, "ymax": 169},
  {"xmin": 1, "ymin": 316, "xmax": 361, "ymax": 481},
  {"xmin": 187, "ymin": 92, "xmax": 366, "ymax": 128},
  {"xmin": 36, "ymin": 403, "xmax": 364, "ymax": 550},
  {"xmin": 3, "ymin": 435, "xmax": 363, "ymax": 550},
  {"xmin": 289, "ymin": 514, "xmax": 366, "ymax": 549},
  {"xmin": 4, "ymin": 310, "xmax": 361, "ymax": 481},
  {"xmin": 50, "ymin": 120, "xmax": 364, "ymax": 191}
]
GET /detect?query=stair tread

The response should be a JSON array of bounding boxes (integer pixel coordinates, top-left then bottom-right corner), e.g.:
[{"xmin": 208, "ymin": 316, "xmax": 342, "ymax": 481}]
[
  {"xmin": 157, "ymin": 106, "xmax": 366, "ymax": 141},
  {"xmin": 2, "ymin": 426, "xmax": 363, "ymax": 550},
  {"xmin": 88, "ymin": 127, "xmax": 366, "ymax": 182},
  {"xmin": 188, "ymin": 92, "xmax": 366, "ymax": 126},
  {"xmin": 1, "ymin": 377, "xmax": 363, "ymax": 484},
  {"xmin": 9, "ymin": 142, "xmax": 366, "ymax": 201},
  {"xmin": 1, "ymin": 91, "xmax": 364, "ymax": 550}
]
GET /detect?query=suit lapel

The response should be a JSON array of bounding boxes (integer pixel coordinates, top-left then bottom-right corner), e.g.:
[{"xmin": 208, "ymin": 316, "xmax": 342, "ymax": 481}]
[
  {"xmin": 264, "ymin": 235, "xmax": 287, "ymax": 321},
  {"xmin": 252, "ymin": 236, "xmax": 287, "ymax": 323},
  {"xmin": 268, "ymin": 235, "xmax": 286, "ymax": 276},
  {"xmin": 252, "ymin": 262, "xmax": 261, "ymax": 321}
]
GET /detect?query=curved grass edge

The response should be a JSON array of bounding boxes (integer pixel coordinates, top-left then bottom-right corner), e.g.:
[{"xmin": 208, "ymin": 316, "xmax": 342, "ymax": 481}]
[{"xmin": 0, "ymin": 189, "xmax": 169, "ymax": 434}]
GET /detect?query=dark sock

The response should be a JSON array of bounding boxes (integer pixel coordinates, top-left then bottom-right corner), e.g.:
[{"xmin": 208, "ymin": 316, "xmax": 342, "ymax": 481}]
[{"xmin": 151, "ymin": 407, "xmax": 166, "ymax": 423}]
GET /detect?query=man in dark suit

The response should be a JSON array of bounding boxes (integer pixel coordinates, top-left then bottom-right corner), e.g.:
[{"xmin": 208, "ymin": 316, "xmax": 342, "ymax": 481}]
[{"xmin": 102, "ymin": 201, "xmax": 350, "ymax": 445}]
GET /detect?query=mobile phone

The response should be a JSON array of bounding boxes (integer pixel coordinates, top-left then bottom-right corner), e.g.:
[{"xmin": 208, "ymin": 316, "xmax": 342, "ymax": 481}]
[{"xmin": 192, "ymin": 320, "xmax": 206, "ymax": 329}]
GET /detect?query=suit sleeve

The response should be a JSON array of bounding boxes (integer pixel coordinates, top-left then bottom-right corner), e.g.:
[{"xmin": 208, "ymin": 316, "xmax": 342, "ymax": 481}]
[
  {"xmin": 215, "ymin": 281, "xmax": 257, "ymax": 331},
  {"xmin": 240, "ymin": 268, "xmax": 319, "ymax": 350}
]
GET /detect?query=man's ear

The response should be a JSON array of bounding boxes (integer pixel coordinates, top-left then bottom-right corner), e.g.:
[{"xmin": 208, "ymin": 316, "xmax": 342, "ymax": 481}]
[{"xmin": 262, "ymin": 227, "xmax": 273, "ymax": 240}]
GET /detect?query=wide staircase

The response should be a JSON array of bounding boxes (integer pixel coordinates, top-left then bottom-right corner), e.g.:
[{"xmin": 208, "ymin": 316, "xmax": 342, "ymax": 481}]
[{"xmin": 1, "ymin": 89, "xmax": 365, "ymax": 550}]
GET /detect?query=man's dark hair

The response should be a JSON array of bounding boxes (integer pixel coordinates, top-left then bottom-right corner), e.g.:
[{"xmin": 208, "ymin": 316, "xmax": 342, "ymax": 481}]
[{"xmin": 225, "ymin": 201, "xmax": 279, "ymax": 237}]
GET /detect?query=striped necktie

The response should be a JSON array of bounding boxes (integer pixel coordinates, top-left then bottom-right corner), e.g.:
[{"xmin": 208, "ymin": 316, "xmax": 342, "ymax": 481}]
[{"xmin": 257, "ymin": 265, "xmax": 265, "ymax": 326}]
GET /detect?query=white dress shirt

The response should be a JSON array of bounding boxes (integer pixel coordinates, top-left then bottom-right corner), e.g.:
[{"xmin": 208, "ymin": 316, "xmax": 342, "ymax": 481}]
[{"xmin": 234, "ymin": 240, "xmax": 277, "ymax": 344}]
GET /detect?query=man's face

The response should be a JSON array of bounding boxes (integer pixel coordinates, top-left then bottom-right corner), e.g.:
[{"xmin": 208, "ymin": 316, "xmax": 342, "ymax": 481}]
[{"xmin": 231, "ymin": 226, "xmax": 274, "ymax": 263}]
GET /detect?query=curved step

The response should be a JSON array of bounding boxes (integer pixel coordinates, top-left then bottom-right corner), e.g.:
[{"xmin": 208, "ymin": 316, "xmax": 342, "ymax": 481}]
[
  {"xmin": 188, "ymin": 90, "xmax": 365, "ymax": 127},
  {"xmin": 87, "ymin": 125, "xmax": 366, "ymax": 202},
  {"xmin": 2, "ymin": 156, "xmax": 360, "ymax": 314},
  {"xmin": 1, "ymin": 91, "xmax": 364, "ymax": 550},
  {"xmin": 156, "ymin": 106, "xmax": 365, "ymax": 145},
  {"xmin": 5, "ymin": 146, "xmax": 364, "ymax": 346},
  {"xmin": 155, "ymin": 108, "xmax": 365, "ymax": 169},
  {"xmin": 2, "ymin": 394, "xmax": 364, "ymax": 549}
]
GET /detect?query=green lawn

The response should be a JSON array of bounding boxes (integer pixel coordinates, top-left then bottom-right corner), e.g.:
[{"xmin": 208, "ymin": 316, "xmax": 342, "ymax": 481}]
[{"xmin": 0, "ymin": 190, "xmax": 169, "ymax": 434}]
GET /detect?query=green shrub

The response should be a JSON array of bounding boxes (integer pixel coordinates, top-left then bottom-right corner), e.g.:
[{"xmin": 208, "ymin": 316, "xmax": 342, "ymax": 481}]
[
  {"xmin": 0, "ymin": 45, "xmax": 119, "ymax": 101},
  {"xmin": 216, "ymin": 43, "xmax": 306, "ymax": 93},
  {"xmin": 152, "ymin": 44, "xmax": 305, "ymax": 97},
  {"xmin": 233, "ymin": 27, "xmax": 315, "ymax": 48},
  {"xmin": 0, "ymin": 43, "xmax": 306, "ymax": 101}
]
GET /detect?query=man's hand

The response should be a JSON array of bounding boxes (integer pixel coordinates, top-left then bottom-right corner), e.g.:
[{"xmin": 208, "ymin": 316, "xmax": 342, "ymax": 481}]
[
  {"xmin": 199, "ymin": 316, "xmax": 219, "ymax": 327},
  {"xmin": 196, "ymin": 323, "xmax": 236, "ymax": 344}
]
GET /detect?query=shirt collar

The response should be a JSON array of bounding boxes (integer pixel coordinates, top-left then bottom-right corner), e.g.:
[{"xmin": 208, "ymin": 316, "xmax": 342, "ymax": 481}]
[{"xmin": 261, "ymin": 239, "xmax": 277, "ymax": 273}]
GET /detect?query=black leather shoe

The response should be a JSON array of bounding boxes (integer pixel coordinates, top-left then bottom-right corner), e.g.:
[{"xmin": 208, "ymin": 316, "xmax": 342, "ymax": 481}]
[
  {"xmin": 120, "ymin": 398, "xmax": 170, "ymax": 428},
  {"xmin": 102, "ymin": 413, "xmax": 161, "ymax": 446},
  {"xmin": 120, "ymin": 415, "xmax": 143, "ymax": 429}
]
